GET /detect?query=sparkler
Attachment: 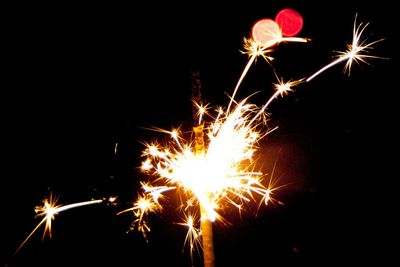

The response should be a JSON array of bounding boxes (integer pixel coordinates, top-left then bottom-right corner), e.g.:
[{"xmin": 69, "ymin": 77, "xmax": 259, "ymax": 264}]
[
  {"xmin": 127, "ymin": 97, "xmax": 280, "ymax": 267},
  {"xmin": 120, "ymin": 13, "xmax": 382, "ymax": 267},
  {"xmin": 13, "ymin": 9, "xmax": 383, "ymax": 267}
]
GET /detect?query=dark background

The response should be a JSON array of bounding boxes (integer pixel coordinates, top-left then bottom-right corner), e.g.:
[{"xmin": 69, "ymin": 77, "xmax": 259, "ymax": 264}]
[{"xmin": 2, "ymin": 1, "xmax": 396, "ymax": 266}]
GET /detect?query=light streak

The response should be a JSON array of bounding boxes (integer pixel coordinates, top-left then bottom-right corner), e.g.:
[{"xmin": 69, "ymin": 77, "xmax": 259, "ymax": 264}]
[
  {"xmin": 228, "ymin": 34, "xmax": 307, "ymax": 113},
  {"xmin": 14, "ymin": 194, "xmax": 103, "ymax": 256},
  {"xmin": 307, "ymin": 16, "xmax": 384, "ymax": 82}
]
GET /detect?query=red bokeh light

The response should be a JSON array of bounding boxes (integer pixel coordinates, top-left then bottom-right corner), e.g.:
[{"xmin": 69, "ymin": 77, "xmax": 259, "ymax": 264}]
[{"xmin": 275, "ymin": 8, "xmax": 303, "ymax": 37}]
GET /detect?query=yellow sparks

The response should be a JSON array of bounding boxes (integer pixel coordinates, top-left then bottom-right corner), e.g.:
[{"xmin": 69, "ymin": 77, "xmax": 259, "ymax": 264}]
[
  {"xmin": 141, "ymin": 158, "xmax": 153, "ymax": 171},
  {"xmin": 242, "ymin": 38, "xmax": 274, "ymax": 64},
  {"xmin": 177, "ymin": 214, "xmax": 202, "ymax": 261},
  {"xmin": 193, "ymin": 101, "xmax": 210, "ymax": 125},
  {"xmin": 117, "ymin": 194, "xmax": 162, "ymax": 239},
  {"xmin": 228, "ymin": 34, "xmax": 308, "ymax": 113},
  {"xmin": 273, "ymin": 78, "xmax": 304, "ymax": 97},
  {"xmin": 35, "ymin": 194, "xmax": 60, "ymax": 240},
  {"xmin": 340, "ymin": 19, "xmax": 385, "ymax": 75},
  {"xmin": 121, "ymin": 21, "xmax": 312, "ymax": 259},
  {"xmin": 141, "ymin": 182, "xmax": 175, "ymax": 203},
  {"xmin": 14, "ymin": 194, "xmax": 103, "ymax": 256},
  {"xmin": 256, "ymin": 164, "xmax": 286, "ymax": 213},
  {"xmin": 107, "ymin": 196, "xmax": 118, "ymax": 204},
  {"xmin": 128, "ymin": 96, "xmax": 280, "ymax": 238},
  {"xmin": 307, "ymin": 16, "xmax": 384, "ymax": 82},
  {"xmin": 126, "ymin": 68, "xmax": 304, "ymax": 257}
]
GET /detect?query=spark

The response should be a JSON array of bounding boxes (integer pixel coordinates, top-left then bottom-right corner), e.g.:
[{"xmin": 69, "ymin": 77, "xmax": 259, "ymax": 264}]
[
  {"xmin": 273, "ymin": 77, "xmax": 303, "ymax": 97},
  {"xmin": 141, "ymin": 182, "xmax": 176, "ymax": 203},
  {"xmin": 193, "ymin": 101, "xmax": 210, "ymax": 125},
  {"xmin": 107, "ymin": 196, "xmax": 118, "ymax": 205},
  {"xmin": 307, "ymin": 16, "xmax": 384, "ymax": 82},
  {"xmin": 117, "ymin": 193, "xmax": 162, "ymax": 239},
  {"xmin": 228, "ymin": 34, "xmax": 308, "ymax": 113},
  {"xmin": 242, "ymin": 38, "xmax": 274, "ymax": 64},
  {"xmin": 14, "ymin": 194, "xmax": 103, "ymax": 256},
  {"xmin": 125, "ymin": 28, "xmax": 308, "ymax": 258},
  {"xmin": 243, "ymin": 76, "xmax": 304, "ymax": 129},
  {"xmin": 177, "ymin": 214, "xmax": 202, "ymax": 261},
  {"xmin": 256, "ymin": 162, "xmax": 286, "ymax": 213},
  {"xmin": 141, "ymin": 158, "xmax": 153, "ymax": 171},
  {"xmin": 126, "ymin": 95, "xmax": 282, "ymax": 254}
]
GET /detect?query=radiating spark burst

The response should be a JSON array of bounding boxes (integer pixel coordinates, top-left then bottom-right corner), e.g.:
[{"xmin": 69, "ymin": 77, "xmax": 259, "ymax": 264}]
[
  {"xmin": 193, "ymin": 101, "xmax": 210, "ymax": 125},
  {"xmin": 124, "ymin": 92, "xmax": 285, "ymax": 254},
  {"xmin": 256, "ymin": 159, "xmax": 286, "ymax": 214},
  {"xmin": 242, "ymin": 38, "xmax": 274, "ymax": 64},
  {"xmin": 273, "ymin": 77, "xmax": 304, "ymax": 97},
  {"xmin": 177, "ymin": 214, "xmax": 202, "ymax": 261},
  {"xmin": 307, "ymin": 16, "xmax": 385, "ymax": 82},
  {"xmin": 228, "ymin": 34, "xmax": 308, "ymax": 114},
  {"xmin": 14, "ymin": 194, "xmax": 103, "ymax": 256},
  {"xmin": 117, "ymin": 193, "xmax": 163, "ymax": 239}
]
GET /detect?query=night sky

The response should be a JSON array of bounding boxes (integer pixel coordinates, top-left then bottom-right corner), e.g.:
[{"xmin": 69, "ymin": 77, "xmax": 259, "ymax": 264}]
[{"xmin": 2, "ymin": 1, "xmax": 396, "ymax": 266}]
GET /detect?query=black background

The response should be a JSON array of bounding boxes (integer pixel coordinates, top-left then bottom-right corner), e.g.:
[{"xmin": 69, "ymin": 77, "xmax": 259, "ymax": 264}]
[{"xmin": 2, "ymin": 1, "xmax": 397, "ymax": 266}]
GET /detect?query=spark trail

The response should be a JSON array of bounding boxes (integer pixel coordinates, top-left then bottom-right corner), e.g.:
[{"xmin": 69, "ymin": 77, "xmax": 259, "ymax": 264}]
[{"xmin": 14, "ymin": 195, "xmax": 104, "ymax": 256}]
